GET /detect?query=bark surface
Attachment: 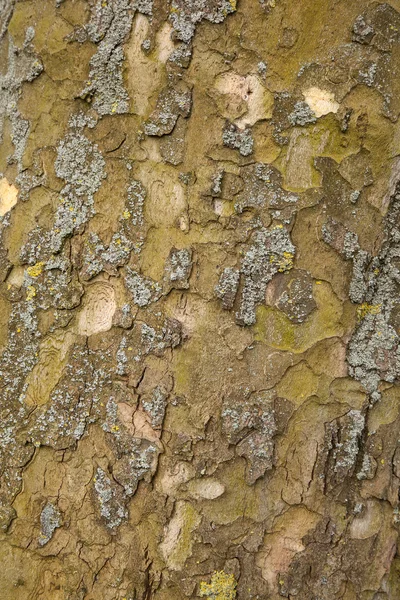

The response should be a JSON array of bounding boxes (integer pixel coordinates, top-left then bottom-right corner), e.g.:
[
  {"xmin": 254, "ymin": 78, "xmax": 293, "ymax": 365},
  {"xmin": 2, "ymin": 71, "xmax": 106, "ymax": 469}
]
[{"xmin": 1, "ymin": 1, "xmax": 400, "ymax": 599}]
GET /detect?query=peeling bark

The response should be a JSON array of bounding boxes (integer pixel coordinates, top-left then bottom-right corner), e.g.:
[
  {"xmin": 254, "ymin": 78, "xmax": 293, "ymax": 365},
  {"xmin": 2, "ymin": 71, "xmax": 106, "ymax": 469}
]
[{"xmin": 1, "ymin": 1, "xmax": 400, "ymax": 599}]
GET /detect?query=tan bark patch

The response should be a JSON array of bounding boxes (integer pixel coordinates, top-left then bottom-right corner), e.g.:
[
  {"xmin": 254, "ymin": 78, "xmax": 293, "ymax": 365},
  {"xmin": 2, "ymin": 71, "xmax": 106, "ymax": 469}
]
[
  {"xmin": 0, "ymin": 178, "xmax": 18, "ymax": 216},
  {"xmin": 24, "ymin": 331, "xmax": 75, "ymax": 407},
  {"xmin": 214, "ymin": 72, "xmax": 273, "ymax": 127},
  {"xmin": 77, "ymin": 282, "xmax": 116, "ymax": 336},
  {"xmin": 160, "ymin": 501, "xmax": 201, "ymax": 570},
  {"xmin": 303, "ymin": 87, "xmax": 340, "ymax": 117}
]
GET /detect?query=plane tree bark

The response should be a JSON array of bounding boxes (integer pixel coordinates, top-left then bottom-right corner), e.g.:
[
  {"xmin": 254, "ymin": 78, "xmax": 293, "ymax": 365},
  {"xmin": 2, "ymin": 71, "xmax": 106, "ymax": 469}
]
[{"xmin": 1, "ymin": 1, "xmax": 400, "ymax": 599}]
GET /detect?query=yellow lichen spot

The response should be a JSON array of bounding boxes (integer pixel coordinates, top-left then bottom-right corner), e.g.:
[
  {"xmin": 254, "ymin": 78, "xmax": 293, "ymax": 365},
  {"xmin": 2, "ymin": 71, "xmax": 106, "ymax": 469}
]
[
  {"xmin": 26, "ymin": 285, "xmax": 36, "ymax": 301},
  {"xmin": 16, "ymin": 328, "xmax": 21, "ymax": 333},
  {"xmin": 199, "ymin": 571, "xmax": 237, "ymax": 600},
  {"xmin": 277, "ymin": 251, "xmax": 294, "ymax": 273},
  {"xmin": 122, "ymin": 209, "xmax": 131, "ymax": 220},
  {"xmin": 27, "ymin": 261, "xmax": 44, "ymax": 278},
  {"xmin": 111, "ymin": 425, "xmax": 120, "ymax": 432},
  {"xmin": 356, "ymin": 303, "xmax": 381, "ymax": 321}
]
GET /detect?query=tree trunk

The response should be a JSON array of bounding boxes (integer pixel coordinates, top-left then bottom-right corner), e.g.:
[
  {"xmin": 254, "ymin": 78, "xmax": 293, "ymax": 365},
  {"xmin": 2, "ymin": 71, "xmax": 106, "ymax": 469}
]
[{"xmin": 1, "ymin": 0, "xmax": 400, "ymax": 598}]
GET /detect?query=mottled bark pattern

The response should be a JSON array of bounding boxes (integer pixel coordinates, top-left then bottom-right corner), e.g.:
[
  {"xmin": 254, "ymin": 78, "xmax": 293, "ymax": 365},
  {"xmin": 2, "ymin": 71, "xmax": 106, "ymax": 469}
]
[{"xmin": 0, "ymin": 1, "xmax": 400, "ymax": 599}]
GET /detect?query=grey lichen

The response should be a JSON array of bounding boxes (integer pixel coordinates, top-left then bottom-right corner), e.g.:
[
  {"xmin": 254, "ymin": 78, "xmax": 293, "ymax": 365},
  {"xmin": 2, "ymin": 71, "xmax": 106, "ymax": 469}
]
[
  {"xmin": 324, "ymin": 409, "xmax": 366, "ymax": 489},
  {"xmin": 352, "ymin": 14, "xmax": 375, "ymax": 45},
  {"xmin": 142, "ymin": 386, "xmax": 168, "ymax": 430},
  {"xmin": 113, "ymin": 438, "xmax": 159, "ymax": 497},
  {"xmin": 222, "ymin": 394, "xmax": 277, "ymax": 484},
  {"xmin": 38, "ymin": 502, "xmax": 61, "ymax": 546},
  {"xmin": 163, "ymin": 247, "xmax": 193, "ymax": 290},
  {"xmin": 116, "ymin": 336, "xmax": 128, "ymax": 376},
  {"xmin": 169, "ymin": 0, "xmax": 236, "ymax": 43},
  {"xmin": 0, "ymin": 0, "xmax": 15, "ymax": 40},
  {"xmin": 144, "ymin": 85, "xmax": 192, "ymax": 137},
  {"xmin": 0, "ymin": 30, "xmax": 43, "ymax": 174},
  {"xmin": 321, "ymin": 217, "xmax": 359, "ymax": 260},
  {"xmin": 288, "ymin": 101, "xmax": 317, "ymax": 127},
  {"xmin": 134, "ymin": 0, "xmax": 153, "ymax": 15},
  {"xmin": 140, "ymin": 318, "xmax": 183, "ymax": 355},
  {"xmin": 234, "ymin": 163, "xmax": 298, "ymax": 214},
  {"xmin": 168, "ymin": 42, "xmax": 192, "ymax": 68},
  {"xmin": 257, "ymin": 61, "xmax": 267, "ymax": 78},
  {"xmin": 348, "ymin": 313, "xmax": 399, "ymax": 402},
  {"xmin": 94, "ymin": 467, "xmax": 128, "ymax": 530},
  {"xmin": 125, "ymin": 269, "xmax": 162, "ymax": 307},
  {"xmin": 215, "ymin": 267, "xmax": 240, "ymax": 310},
  {"xmin": 236, "ymin": 226, "xmax": 295, "ymax": 326},
  {"xmin": 80, "ymin": 0, "xmax": 134, "ymax": 115},
  {"xmin": 333, "ymin": 410, "xmax": 365, "ymax": 473},
  {"xmin": 52, "ymin": 131, "xmax": 106, "ymax": 253},
  {"xmin": 322, "ymin": 192, "xmax": 400, "ymax": 403},
  {"xmin": 358, "ymin": 62, "xmax": 377, "ymax": 87},
  {"xmin": 350, "ymin": 190, "xmax": 361, "ymax": 204},
  {"xmin": 222, "ymin": 121, "xmax": 254, "ymax": 156}
]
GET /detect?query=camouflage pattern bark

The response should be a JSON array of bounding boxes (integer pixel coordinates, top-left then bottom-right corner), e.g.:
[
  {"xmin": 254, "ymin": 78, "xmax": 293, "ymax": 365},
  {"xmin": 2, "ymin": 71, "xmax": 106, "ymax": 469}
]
[{"xmin": 0, "ymin": 1, "xmax": 400, "ymax": 599}]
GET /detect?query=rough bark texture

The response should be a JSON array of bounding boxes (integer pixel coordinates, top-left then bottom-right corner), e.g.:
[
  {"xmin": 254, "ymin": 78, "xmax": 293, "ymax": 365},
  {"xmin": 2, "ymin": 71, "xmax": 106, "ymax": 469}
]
[{"xmin": 1, "ymin": 1, "xmax": 400, "ymax": 599}]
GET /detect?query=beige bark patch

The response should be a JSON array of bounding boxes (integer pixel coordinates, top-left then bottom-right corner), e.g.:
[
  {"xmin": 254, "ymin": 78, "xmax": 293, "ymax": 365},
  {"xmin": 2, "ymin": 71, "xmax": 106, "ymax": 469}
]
[
  {"xmin": 350, "ymin": 500, "xmax": 383, "ymax": 540},
  {"xmin": 77, "ymin": 282, "xmax": 116, "ymax": 336},
  {"xmin": 303, "ymin": 87, "xmax": 339, "ymax": 118},
  {"xmin": 117, "ymin": 402, "xmax": 136, "ymax": 434},
  {"xmin": 6, "ymin": 265, "xmax": 25, "ymax": 288},
  {"xmin": 188, "ymin": 478, "xmax": 225, "ymax": 500},
  {"xmin": 156, "ymin": 22, "xmax": 175, "ymax": 63},
  {"xmin": 286, "ymin": 129, "xmax": 314, "ymax": 190},
  {"xmin": 125, "ymin": 14, "xmax": 169, "ymax": 117},
  {"xmin": 0, "ymin": 178, "xmax": 18, "ymax": 216},
  {"xmin": 160, "ymin": 501, "xmax": 201, "ymax": 570},
  {"xmin": 146, "ymin": 179, "xmax": 187, "ymax": 228},
  {"xmin": 214, "ymin": 72, "xmax": 273, "ymax": 127},
  {"xmin": 24, "ymin": 331, "xmax": 75, "ymax": 407},
  {"xmin": 132, "ymin": 408, "xmax": 160, "ymax": 442}
]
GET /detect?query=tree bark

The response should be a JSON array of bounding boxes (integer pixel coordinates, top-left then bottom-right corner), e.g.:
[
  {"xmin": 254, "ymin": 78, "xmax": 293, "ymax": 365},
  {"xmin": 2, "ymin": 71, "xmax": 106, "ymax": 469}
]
[{"xmin": 1, "ymin": 1, "xmax": 400, "ymax": 598}]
